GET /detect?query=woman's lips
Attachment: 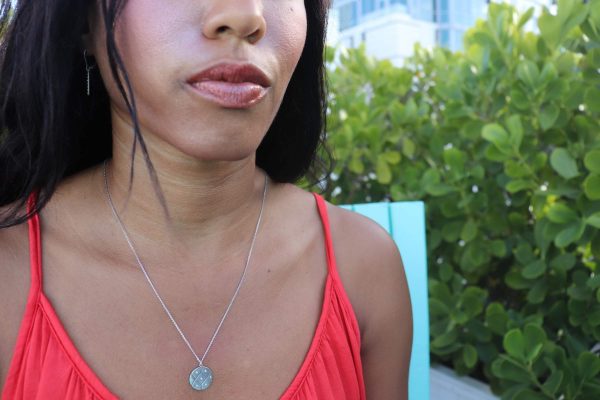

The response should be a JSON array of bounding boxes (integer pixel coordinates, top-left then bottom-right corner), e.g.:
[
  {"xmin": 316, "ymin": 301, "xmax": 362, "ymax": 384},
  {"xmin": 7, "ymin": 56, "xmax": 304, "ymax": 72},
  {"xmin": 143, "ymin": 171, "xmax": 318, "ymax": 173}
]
[
  {"xmin": 189, "ymin": 81, "xmax": 268, "ymax": 109},
  {"xmin": 187, "ymin": 63, "xmax": 271, "ymax": 109}
]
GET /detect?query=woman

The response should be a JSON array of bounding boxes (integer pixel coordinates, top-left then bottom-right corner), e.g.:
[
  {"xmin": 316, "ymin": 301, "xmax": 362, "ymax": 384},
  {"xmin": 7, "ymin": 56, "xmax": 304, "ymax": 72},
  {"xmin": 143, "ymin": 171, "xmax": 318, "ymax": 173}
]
[{"xmin": 0, "ymin": 0, "xmax": 412, "ymax": 398}]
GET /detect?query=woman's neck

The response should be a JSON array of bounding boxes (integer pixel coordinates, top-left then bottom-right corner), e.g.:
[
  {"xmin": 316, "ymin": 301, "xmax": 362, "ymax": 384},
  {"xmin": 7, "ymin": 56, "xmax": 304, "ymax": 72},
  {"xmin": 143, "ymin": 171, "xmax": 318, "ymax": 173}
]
[{"xmin": 89, "ymin": 124, "xmax": 270, "ymax": 268}]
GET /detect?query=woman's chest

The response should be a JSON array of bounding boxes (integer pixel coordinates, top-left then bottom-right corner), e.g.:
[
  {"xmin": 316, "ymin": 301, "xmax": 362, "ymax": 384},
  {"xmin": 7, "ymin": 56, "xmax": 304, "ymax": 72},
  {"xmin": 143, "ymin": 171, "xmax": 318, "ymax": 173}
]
[{"xmin": 41, "ymin": 248, "xmax": 329, "ymax": 399}]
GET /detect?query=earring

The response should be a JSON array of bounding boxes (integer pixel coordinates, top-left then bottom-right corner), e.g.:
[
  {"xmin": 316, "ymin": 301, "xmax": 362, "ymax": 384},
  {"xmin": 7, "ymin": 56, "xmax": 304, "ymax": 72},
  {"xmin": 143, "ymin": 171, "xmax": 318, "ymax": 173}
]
[{"xmin": 83, "ymin": 50, "xmax": 97, "ymax": 96}]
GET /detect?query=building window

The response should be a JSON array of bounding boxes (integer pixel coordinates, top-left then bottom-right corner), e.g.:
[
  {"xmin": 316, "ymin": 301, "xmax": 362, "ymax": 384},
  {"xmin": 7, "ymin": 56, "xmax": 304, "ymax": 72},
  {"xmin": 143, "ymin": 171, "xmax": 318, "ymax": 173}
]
[
  {"xmin": 362, "ymin": 0, "xmax": 376, "ymax": 15},
  {"xmin": 339, "ymin": 1, "xmax": 358, "ymax": 30},
  {"xmin": 412, "ymin": 0, "xmax": 435, "ymax": 22},
  {"xmin": 438, "ymin": 0, "xmax": 449, "ymax": 23}
]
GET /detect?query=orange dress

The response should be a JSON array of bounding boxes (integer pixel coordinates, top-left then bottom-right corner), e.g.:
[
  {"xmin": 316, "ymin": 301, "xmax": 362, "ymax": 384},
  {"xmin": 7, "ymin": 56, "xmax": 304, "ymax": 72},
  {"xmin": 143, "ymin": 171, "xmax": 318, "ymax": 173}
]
[{"xmin": 2, "ymin": 194, "xmax": 366, "ymax": 399}]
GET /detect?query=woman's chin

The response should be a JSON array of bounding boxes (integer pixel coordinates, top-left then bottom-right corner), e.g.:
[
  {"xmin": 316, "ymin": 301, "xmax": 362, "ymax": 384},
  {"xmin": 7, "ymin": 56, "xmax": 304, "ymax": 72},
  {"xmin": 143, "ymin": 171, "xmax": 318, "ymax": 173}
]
[{"xmin": 169, "ymin": 143, "xmax": 258, "ymax": 166}]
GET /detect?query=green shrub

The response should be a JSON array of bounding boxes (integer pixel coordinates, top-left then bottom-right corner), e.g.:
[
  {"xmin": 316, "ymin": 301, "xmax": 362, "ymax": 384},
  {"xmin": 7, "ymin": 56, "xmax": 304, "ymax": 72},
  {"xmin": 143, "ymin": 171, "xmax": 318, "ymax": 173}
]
[{"xmin": 320, "ymin": 0, "xmax": 600, "ymax": 398}]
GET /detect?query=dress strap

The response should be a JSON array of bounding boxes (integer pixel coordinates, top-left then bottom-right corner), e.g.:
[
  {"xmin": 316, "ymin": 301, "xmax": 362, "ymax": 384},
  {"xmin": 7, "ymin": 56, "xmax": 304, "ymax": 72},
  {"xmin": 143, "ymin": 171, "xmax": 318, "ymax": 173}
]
[
  {"xmin": 26, "ymin": 193, "xmax": 43, "ymax": 293},
  {"xmin": 312, "ymin": 194, "xmax": 342, "ymax": 283}
]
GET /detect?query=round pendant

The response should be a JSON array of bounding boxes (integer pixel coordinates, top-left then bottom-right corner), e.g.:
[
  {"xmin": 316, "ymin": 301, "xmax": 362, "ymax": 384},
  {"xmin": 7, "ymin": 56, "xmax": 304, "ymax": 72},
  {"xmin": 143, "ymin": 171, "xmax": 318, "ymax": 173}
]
[{"xmin": 189, "ymin": 365, "xmax": 213, "ymax": 391}]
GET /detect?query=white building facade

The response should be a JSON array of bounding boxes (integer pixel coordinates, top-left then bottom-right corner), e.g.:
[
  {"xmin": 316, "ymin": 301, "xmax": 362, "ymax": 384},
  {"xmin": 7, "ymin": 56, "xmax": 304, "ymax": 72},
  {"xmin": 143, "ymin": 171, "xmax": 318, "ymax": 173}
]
[{"xmin": 328, "ymin": 0, "xmax": 554, "ymax": 64}]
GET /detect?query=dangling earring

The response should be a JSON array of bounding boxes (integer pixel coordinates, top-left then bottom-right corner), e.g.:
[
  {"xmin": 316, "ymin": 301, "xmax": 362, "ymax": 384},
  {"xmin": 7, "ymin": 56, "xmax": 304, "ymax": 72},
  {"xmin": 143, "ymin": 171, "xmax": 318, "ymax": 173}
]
[{"xmin": 83, "ymin": 50, "xmax": 97, "ymax": 96}]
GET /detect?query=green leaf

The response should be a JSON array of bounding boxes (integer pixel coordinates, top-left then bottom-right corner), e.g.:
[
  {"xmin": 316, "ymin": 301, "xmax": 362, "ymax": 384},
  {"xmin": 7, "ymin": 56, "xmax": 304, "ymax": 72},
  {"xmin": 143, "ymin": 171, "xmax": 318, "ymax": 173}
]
[
  {"xmin": 547, "ymin": 203, "xmax": 578, "ymax": 224},
  {"xmin": 585, "ymin": 86, "xmax": 600, "ymax": 113},
  {"xmin": 349, "ymin": 150, "xmax": 364, "ymax": 174},
  {"xmin": 491, "ymin": 357, "xmax": 531, "ymax": 383},
  {"xmin": 587, "ymin": 212, "xmax": 600, "ymax": 228},
  {"xmin": 442, "ymin": 221, "xmax": 463, "ymax": 242},
  {"xmin": 425, "ymin": 183, "xmax": 456, "ymax": 196},
  {"xmin": 578, "ymin": 352, "xmax": 600, "ymax": 380},
  {"xmin": 542, "ymin": 370, "xmax": 563, "ymax": 395},
  {"xmin": 402, "ymin": 138, "xmax": 416, "ymax": 158},
  {"xmin": 590, "ymin": 0, "xmax": 600, "ymax": 31},
  {"xmin": 471, "ymin": 165, "xmax": 485, "ymax": 180},
  {"xmin": 482, "ymin": 123, "xmax": 512, "ymax": 154},
  {"xmin": 522, "ymin": 260, "xmax": 546, "ymax": 279},
  {"xmin": 517, "ymin": 7, "xmax": 535, "ymax": 29},
  {"xmin": 382, "ymin": 151, "xmax": 401, "ymax": 165},
  {"xmin": 376, "ymin": 157, "xmax": 392, "ymax": 184},
  {"xmin": 584, "ymin": 149, "xmax": 600, "ymax": 174},
  {"xmin": 523, "ymin": 324, "xmax": 546, "ymax": 362},
  {"xmin": 506, "ymin": 179, "xmax": 535, "ymax": 193},
  {"xmin": 527, "ymin": 280, "xmax": 548, "ymax": 304},
  {"xmin": 584, "ymin": 174, "xmax": 600, "ymax": 200},
  {"xmin": 491, "ymin": 240, "xmax": 507, "ymax": 258},
  {"xmin": 555, "ymin": 220, "xmax": 585, "ymax": 247},
  {"xmin": 588, "ymin": 48, "xmax": 600, "ymax": 69},
  {"xmin": 505, "ymin": 160, "xmax": 529, "ymax": 178},
  {"xmin": 506, "ymin": 115, "xmax": 524, "ymax": 151},
  {"xmin": 504, "ymin": 329, "xmax": 525, "ymax": 361},
  {"xmin": 538, "ymin": 11, "xmax": 561, "ymax": 49},
  {"xmin": 539, "ymin": 103, "xmax": 559, "ymax": 131},
  {"xmin": 532, "ymin": 152, "xmax": 548, "ymax": 170},
  {"xmin": 514, "ymin": 389, "xmax": 548, "ymax": 400},
  {"xmin": 485, "ymin": 145, "xmax": 510, "ymax": 162},
  {"xmin": 438, "ymin": 264, "xmax": 453, "ymax": 282},
  {"xmin": 432, "ymin": 329, "xmax": 458, "ymax": 348},
  {"xmin": 421, "ymin": 169, "xmax": 440, "ymax": 187},
  {"xmin": 461, "ymin": 220, "xmax": 478, "ymax": 243},
  {"xmin": 550, "ymin": 254, "xmax": 576, "ymax": 271},
  {"xmin": 463, "ymin": 344, "xmax": 478, "ymax": 369},
  {"xmin": 430, "ymin": 298, "xmax": 450, "ymax": 316},
  {"xmin": 515, "ymin": 243, "xmax": 535, "ymax": 264},
  {"xmin": 587, "ymin": 275, "xmax": 600, "ymax": 290},
  {"xmin": 587, "ymin": 309, "xmax": 600, "ymax": 326},
  {"xmin": 545, "ymin": 79, "xmax": 569, "ymax": 101},
  {"xmin": 550, "ymin": 148, "xmax": 579, "ymax": 180},
  {"xmin": 443, "ymin": 148, "xmax": 466, "ymax": 172},
  {"xmin": 486, "ymin": 303, "xmax": 508, "ymax": 335},
  {"xmin": 510, "ymin": 87, "xmax": 530, "ymax": 110},
  {"xmin": 540, "ymin": 63, "xmax": 558, "ymax": 85},
  {"xmin": 517, "ymin": 60, "xmax": 539, "ymax": 89}
]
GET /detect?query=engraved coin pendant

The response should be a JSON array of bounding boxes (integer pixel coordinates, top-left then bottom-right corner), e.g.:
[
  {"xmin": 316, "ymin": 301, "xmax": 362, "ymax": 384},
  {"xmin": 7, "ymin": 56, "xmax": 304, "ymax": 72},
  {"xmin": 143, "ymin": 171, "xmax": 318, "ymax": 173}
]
[{"xmin": 189, "ymin": 365, "xmax": 213, "ymax": 391}]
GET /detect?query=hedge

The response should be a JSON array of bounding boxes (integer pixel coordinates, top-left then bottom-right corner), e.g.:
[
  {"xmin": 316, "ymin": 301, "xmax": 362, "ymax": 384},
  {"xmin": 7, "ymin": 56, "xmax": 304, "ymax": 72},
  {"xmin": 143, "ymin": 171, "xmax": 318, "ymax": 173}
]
[{"xmin": 318, "ymin": 1, "xmax": 600, "ymax": 398}]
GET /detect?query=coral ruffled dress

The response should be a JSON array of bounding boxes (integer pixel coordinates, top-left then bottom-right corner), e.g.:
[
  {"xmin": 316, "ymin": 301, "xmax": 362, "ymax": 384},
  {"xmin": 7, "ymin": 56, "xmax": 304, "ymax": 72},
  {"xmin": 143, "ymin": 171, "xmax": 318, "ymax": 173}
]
[{"xmin": 2, "ymin": 194, "xmax": 366, "ymax": 399}]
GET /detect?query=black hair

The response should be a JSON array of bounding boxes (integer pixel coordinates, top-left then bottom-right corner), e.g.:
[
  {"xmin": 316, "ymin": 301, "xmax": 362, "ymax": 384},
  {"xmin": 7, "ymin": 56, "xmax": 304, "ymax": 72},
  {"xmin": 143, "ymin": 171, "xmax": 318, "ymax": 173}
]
[{"xmin": 0, "ymin": 0, "xmax": 330, "ymax": 227}]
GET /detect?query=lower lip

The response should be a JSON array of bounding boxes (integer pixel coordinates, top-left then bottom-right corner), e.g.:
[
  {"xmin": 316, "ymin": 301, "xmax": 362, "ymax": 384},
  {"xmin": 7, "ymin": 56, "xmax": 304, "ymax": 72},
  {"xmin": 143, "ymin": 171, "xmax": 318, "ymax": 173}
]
[{"xmin": 188, "ymin": 81, "xmax": 268, "ymax": 109}]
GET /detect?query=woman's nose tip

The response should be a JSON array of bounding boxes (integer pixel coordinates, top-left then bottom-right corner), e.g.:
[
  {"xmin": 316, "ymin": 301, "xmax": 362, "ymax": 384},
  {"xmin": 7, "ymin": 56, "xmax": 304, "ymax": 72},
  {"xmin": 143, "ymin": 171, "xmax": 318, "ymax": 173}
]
[{"xmin": 203, "ymin": 7, "xmax": 267, "ymax": 44}]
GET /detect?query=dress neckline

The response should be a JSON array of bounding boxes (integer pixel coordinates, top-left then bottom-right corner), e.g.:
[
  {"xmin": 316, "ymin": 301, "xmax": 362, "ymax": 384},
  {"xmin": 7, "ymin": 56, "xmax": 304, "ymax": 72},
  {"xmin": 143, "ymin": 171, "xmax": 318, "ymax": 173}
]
[
  {"xmin": 11, "ymin": 193, "xmax": 339, "ymax": 399},
  {"xmin": 35, "ymin": 274, "xmax": 335, "ymax": 399}
]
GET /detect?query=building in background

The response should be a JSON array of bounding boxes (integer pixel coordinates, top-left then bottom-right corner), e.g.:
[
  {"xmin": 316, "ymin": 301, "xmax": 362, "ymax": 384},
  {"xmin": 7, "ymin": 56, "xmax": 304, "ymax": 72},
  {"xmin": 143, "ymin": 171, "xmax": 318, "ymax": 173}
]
[
  {"xmin": 328, "ymin": 0, "xmax": 553, "ymax": 65},
  {"xmin": 329, "ymin": 1, "xmax": 437, "ymax": 65}
]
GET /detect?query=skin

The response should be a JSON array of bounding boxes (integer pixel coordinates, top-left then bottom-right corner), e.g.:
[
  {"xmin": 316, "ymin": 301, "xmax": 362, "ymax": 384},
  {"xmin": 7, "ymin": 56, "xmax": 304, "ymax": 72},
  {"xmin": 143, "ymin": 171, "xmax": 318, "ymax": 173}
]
[{"xmin": 0, "ymin": 1, "xmax": 412, "ymax": 399}]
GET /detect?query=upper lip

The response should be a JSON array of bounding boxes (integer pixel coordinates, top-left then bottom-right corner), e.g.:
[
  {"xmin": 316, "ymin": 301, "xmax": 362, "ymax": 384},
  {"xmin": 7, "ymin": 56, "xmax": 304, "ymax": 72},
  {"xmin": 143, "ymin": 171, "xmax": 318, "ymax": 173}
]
[{"xmin": 187, "ymin": 62, "xmax": 271, "ymax": 87}]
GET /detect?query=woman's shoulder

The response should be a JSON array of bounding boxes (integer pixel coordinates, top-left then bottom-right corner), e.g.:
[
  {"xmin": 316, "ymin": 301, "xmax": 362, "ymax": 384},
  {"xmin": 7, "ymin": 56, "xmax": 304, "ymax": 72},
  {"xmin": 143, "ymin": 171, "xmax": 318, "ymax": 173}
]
[
  {"xmin": 324, "ymin": 201, "xmax": 407, "ymax": 311},
  {"xmin": 324, "ymin": 199, "xmax": 412, "ymax": 396},
  {"xmin": 275, "ymin": 185, "xmax": 408, "ymax": 331},
  {"xmin": 276, "ymin": 186, "xmax": 405, "ymax": 297},
  {"xmin": 249, "ymin": 183, "xmax": 411, "ymax": 339}
]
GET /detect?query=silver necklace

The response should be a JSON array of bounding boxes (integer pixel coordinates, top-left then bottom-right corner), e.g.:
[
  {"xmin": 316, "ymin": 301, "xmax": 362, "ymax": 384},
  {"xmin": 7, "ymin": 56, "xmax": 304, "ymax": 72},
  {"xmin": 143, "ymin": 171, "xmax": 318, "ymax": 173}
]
[{"xmin": 102, "ymin": 160, "xmax": 268, "ymax": 391}]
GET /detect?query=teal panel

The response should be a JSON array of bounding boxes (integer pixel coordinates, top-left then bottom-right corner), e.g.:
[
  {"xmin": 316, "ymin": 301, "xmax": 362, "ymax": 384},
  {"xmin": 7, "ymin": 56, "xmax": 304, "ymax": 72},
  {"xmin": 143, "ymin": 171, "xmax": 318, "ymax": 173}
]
[
  {"xmin": 350, "ymin": 202, "xmax": 391, "ymax": 233},
  {"xmin": 344, "ymin": 201, "xmax": 429, "ymax": 400},
  {"xmin": 391, "ymin": 202, "xmax": 429, "ymax": 400}
]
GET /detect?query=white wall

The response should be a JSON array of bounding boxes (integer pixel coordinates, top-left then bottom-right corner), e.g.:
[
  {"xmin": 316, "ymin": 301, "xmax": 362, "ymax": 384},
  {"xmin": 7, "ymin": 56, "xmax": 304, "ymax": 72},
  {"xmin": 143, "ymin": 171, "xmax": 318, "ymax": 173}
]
[
  {"xmin": 329, "ymin": 12, "xmax": 436, "ymax": 66},
  {"xmin": 431, "ymin": 365, "xmax": 499, "ymax": 400}
]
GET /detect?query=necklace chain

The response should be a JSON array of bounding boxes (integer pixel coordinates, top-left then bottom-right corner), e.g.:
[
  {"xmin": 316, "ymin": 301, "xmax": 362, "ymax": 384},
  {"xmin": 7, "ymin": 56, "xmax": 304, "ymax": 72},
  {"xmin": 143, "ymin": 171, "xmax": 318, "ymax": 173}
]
[{"xmin": 102, "ymin": 160, "xmax": 268, "ymax": 368}]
